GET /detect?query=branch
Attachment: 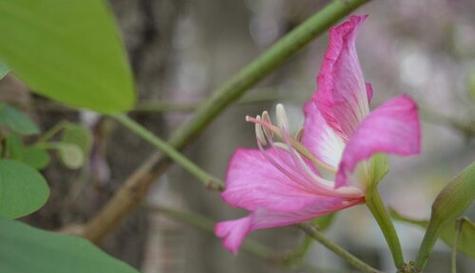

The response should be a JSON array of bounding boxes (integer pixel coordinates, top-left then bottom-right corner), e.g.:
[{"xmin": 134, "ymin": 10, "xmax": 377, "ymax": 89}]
[
  {"xmin": 111, "ymin": 114, "xmax": 224, "ymax": 190},
  {"xmin": 299, "ymin": 223, "xmax": 384, "ymax": 273},
  {"xmin": 82, "ymin": 0, "xmax": 371, "ymax": 243}
]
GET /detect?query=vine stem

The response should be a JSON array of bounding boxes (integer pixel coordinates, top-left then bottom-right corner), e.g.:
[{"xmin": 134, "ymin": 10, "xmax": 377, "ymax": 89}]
[
  {"xmin": 82, "ymin": 0, "xmax": 371, "ymax": 243},
  {"xmin": 299, "ymin": 223, "xmax": 384, "ymax": 273},
  {"xmin": 111, "ymin": 114, "xmax": 224, "ymax": 191}
]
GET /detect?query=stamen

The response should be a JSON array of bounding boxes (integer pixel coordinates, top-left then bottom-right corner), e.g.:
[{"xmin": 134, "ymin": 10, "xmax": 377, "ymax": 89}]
[
  {"xmin": 279, "ymin": 125, "xmax": 349, "ymax": 197},
  {"xmin": 254, "ymin": 116, "xmax": 267, "ymax": 145},
  {"xmin": 247, "ymin": 109, "xmax": 361, "ymax": 199},
  {"xmin": 246, "ymin": 115, "xmax": 336, "ymax": 173},
  {"xmin": 275, "ymin": 103, "xmax": 289, "ymax": 130},
  {"xmin": 261, "ymin": 111, "xmax": 274, "ymax": 138},
  {"xmin": 295, "ymin": 128, "xmax": 303, "ymax": 142}
]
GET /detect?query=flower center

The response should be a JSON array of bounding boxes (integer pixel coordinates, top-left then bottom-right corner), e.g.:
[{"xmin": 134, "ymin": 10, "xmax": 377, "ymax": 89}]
[{"xmin": 246, "ymin": 104, "xmax": 363, "ymax": 199}]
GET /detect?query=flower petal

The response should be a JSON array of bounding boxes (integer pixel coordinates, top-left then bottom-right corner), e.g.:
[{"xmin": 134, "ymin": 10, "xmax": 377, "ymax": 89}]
[
  {"xmin": 302, "ymin": 101, "xmax": 345, "ymax": 168},
  {"xmin": 222, "ymin": 148, "xmax": 324, "ymax": 211},
  {"xmin": 215, "ymin": 196, "xmax": 363, "ymax": 254},
  {"xmin": 366, "ymin": 82, "xmax": 374, "ymax": 103},
  {"xmin": 335, "ymin": 95, "xmax": 421, "ymax": 187},
  {"xmin": 313, "ymin": 15, "xmax": 370, "ymax": 141},
  {"xmin": 215, "ymin": 216, "xmax": 252, "ymax": 254}
]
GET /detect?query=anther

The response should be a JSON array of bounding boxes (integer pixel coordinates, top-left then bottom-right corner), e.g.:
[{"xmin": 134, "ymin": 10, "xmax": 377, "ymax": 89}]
[
  {"xmin": 254, "ymin": 116, "xmax": 267, "ymax": 145},
  {"xmin": 260, "ymin": 111, "xmax": 274, "ymax": 138},
  {"xmin": 275, "ymin": 104, "xmax": 289, "ymax": 130}
]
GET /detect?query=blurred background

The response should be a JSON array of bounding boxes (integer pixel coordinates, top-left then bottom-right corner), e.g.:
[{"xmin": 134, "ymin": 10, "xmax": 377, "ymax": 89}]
[{"xmin": 2, "ymin": 0, "xmax": 475, "ymax": 272}]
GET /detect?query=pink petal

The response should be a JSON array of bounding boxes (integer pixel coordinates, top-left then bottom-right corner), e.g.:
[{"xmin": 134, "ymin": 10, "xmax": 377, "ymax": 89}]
[
  {"xmin": 222, "ymin": 148, "xmax": 324, "ymax": 212},
  {"xmin": 366, "ymin": 82, "xmax": 374, "ymax": 103},
  {"xmin": 335, "ymin": 95, "xmax": 421, "ymax": 187},
  {"xmin": 215, "ymin": 196, "xmax": 363, "ymax": 254},
  {"xmin": 313, "ymin": 15, "xmax": 370, "ymax": 141},
  {"xmin": 302, "ymin": 101, "xmax": 345, "ymax": 168},
  {"xmin": 215, "ymin": 217, "xmax": 252, "ymax": 254}
]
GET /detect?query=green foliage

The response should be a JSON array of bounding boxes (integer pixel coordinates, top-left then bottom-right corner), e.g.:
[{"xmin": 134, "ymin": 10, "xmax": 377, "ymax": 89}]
[
  {"xmin": 391, "ymin": 209, "xmax": 475, "ymax": 259},
  {"xmin": 0, "ymin": 0, "xmax": 135, "ymax": 113},
  {"xmin": 0, "ymin": 160, "xmax": 49, "ymax": 218},
  {"xmin": 57, "ymin": 143, "xmax": 85, "ymax": 169},
  {"xmin": 415, "ymin": 162, "xmax": 475, "ymax": 268},
  {"xmin": 432, "ymin": 161, "xmax": 475, "ymax": 224},
  {"xmin": 468, "ymin": 71, "xmax": 475, "ymax": 102},
  {"xmin": 0, "ymin": 218, "xmax": 141, "ymax": 273},
  {"xmin": 5, "ymin": 135, "xmax": 50, "ymax": 170},
  {"xmin": 54, "ymin": 122, "xmax": 92, "ymax": 169},
  {"xmin": 0, "ymin": 62, "xmax": 9, "ymax": 79},
  {"xmin": 20, "ymin": 146, "xmax": 51, "ymax": 170},
  {"xmin": 0, "ymin": 103, "xmax": 39, "ymax": 135},
  {"xmin": 61, "ymin": 122, "xmax": 93, "ymax": 158}
]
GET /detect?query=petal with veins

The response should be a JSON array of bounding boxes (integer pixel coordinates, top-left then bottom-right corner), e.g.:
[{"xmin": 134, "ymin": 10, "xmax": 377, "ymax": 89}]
[
  {"xmin": 335, "ymin": 95, "xmax": 421, "ymax": 187},
  {"xmin": 215, "ymin": 196, "xmax": 362, "ymax": 254},
  {"xmin": 302, "ymin": 101, "xmax": 345, "ymax": 168},
  {"xmin": 222, "ymin": 148, "xmax": 329, "ymax": 212},
  {"xmin": 313, "ymin": 15, "xmax": 370, "ymax": 140}
]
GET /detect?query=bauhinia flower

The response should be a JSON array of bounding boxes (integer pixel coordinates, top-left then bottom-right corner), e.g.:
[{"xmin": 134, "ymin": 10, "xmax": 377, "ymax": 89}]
[{"xmin": 215, "ymin": 15, "xmax": 421, "ymax": 254}]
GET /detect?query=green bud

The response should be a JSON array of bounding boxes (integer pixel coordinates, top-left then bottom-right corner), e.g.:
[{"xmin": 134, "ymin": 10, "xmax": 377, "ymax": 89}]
[{"xmin": 415, "ymin": 161, "xmax": 475, "ymax": 270}]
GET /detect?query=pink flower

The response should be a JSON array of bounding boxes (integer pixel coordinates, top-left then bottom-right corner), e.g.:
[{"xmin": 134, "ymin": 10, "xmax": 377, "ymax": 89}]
[{"xmin": 215, "ymin": 15, "xmax": 421, "ymax": 254}]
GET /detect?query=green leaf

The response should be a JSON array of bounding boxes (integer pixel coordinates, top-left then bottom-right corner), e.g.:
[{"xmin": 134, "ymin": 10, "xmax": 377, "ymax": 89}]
[
  {"xmin": 391, "ymin": 209, "xmax": 475, "ymax": 259},
  {"xmin": 0, "ymin": 0, "xmax": 135, "ymax": 113},
  {"xmin": 0, "ymin": 218, "xmax": 141, "ymax": 273},
  {"xmin": 57, "ymin": 143, "xmax": 84, "ymax": 169},
  {"xmin": 0, "ymin": 103, "xmax": 39, "ymax": 135},
  {"xmin": 5, "ymin": 135, "xmax": 50, "ymax": 170},
  {"xmin": 0, "ymin": 160, "xmax": 49, "ymax": 218},
  {"xmin": 5, "ymin": 134, "xmax": 24, "ymax": 159},
  {"xmin": 21, "ymin": 147, "xmax": 51, "ymax": 170},
  {"xmin": 62, "ymin": 123, "xmax": 93, "ymax": 157},
  {"xmin": 0, "ymin": 62, "xmax": 9, "ymax": 79}
]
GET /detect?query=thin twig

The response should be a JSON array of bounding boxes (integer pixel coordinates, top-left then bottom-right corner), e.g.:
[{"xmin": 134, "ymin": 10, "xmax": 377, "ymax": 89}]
[
  {"xmin": 82, "ymin": 0, "xmax": 371, "ymax": 243},
  {"xmin": 111, "ymin": 114, "xmax": 224, "ymax": 190},
  {"xmin": 299, "ymin": 223, "xmax": 384, "ymax": 273}
]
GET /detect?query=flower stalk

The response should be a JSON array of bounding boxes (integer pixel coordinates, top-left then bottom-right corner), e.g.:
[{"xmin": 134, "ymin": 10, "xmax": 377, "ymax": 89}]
[{"xmin": 365, "ymin": 188, "xmax": 405, "ymax": 268}]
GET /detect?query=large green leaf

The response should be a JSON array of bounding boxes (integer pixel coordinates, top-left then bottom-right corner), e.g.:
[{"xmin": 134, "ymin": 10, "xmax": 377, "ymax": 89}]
[
  {"xmin": 0, "ymin": 62, "xmax": 9, "ymax": 79},
  {"xmin": 0, "ymin": 0, "xmax": 135, "ymax": 113},
  {"xmin": 0, "ymin": 160, "xmax": 49, "ymax": 218},
  {"xmin": 391, "ymin": 209, "xmax": 475, "ymax": 259},
  {"xmin": 0, "ymin": 218, "xmax": 141, "ymax": 273}
]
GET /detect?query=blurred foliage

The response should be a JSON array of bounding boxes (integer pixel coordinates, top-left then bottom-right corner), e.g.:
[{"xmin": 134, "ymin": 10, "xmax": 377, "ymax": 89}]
[
  {"xmin": 0, "ymin": 0, "xmax": 135, "ymax": 113},
  {"xmin": 0, "ymin": 218, "xmax": 140, "ymax": 273}
]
